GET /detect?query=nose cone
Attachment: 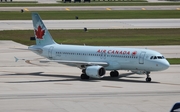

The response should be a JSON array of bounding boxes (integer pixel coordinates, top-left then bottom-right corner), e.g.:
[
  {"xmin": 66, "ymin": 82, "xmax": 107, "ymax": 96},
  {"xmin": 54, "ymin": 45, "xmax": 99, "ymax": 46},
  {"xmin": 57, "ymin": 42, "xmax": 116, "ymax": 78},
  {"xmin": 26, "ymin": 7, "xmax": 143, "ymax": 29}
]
[{"xmin": 161, "ymin": 60, "xmax": 170, "ymax": 70}]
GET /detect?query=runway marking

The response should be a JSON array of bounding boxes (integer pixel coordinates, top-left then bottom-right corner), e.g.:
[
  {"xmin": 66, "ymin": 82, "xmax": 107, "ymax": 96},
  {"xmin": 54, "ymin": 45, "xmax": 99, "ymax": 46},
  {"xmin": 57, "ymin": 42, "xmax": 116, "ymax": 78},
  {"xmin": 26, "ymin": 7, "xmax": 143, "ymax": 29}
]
[
  {"xmin": 24, "ymin": 8, "xmax": 29, "ymax": 11},
  {"xmin": 142, "ymin": 8, "xmax": 146, "ymax": 10},
  {"xmin": 106, "ymin": 8, "xmax": 111, "ymax": 11},
  {"xmin": 177, "ymin": 8, "xmax": 180, "ymax": 10},
  {"xmin": 65, "ymin": 8, "xmax": 70, "ymax": 11},
  {"xmin": 103, "ymin": 85, "xmax": 122, "ymax": 88}
]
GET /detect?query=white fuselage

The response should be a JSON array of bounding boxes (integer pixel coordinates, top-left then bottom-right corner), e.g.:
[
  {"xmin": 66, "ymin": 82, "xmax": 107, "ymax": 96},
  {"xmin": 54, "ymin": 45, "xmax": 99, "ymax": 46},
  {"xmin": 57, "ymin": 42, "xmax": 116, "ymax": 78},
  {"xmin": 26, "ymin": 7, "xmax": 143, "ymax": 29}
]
[
  {"xmin": 29, "ymin": 12, "xmax": 170, "ymax": 81},
  {"xmin": 29, "ymin": 44, "xmax": 170, "ymax": 72}
]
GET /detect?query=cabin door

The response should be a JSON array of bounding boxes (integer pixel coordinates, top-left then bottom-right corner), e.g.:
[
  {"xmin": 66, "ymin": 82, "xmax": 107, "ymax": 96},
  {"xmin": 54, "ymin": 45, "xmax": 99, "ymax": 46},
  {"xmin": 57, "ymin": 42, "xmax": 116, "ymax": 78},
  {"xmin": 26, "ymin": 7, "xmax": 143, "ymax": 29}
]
[
  {"xmin": 139, "ymin": 52, "xmax": 146, "ymax": 64},
  {"xmin": 100, "ymin": 53, "xmax": 106, "ymax": 59},
  {"xmin": 48, "ymin": 46, "xmax": 54, "ymax": 59}
]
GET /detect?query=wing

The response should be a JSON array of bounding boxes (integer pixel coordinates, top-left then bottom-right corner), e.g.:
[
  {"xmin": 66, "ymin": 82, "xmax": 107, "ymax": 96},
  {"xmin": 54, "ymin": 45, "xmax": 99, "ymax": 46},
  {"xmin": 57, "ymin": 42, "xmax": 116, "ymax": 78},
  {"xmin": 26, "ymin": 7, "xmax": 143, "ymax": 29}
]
[
  {"xmin": 14, "ymin": 56, "xmax": 108, "ymax": 68},
  {"xmin": 39, "ymin": 60, "xmax": 109, "ymax": 68}
]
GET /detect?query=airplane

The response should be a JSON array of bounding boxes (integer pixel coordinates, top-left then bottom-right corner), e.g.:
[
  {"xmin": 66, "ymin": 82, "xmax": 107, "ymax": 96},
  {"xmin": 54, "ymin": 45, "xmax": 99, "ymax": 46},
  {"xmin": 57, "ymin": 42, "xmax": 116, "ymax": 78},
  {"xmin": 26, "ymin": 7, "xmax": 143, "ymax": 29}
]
[{"xmin": 27, "ymin": 13, "xmax": 170, "ymax": 82}]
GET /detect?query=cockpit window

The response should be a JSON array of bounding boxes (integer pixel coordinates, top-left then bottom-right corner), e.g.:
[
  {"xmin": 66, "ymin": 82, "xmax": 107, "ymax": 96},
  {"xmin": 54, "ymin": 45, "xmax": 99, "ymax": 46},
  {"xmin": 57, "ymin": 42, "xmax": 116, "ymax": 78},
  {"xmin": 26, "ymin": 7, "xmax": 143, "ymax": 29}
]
[
  {"xmin": 154, "ymin": 56, "xmax": 157, "ymax": 59},
  {"xmin": 150, "ymin": 56, "xmax": 153, "ymax": 59},
  {"xmin": 150, "ymin": 56, "xmax": 165, "ymax": 60}
]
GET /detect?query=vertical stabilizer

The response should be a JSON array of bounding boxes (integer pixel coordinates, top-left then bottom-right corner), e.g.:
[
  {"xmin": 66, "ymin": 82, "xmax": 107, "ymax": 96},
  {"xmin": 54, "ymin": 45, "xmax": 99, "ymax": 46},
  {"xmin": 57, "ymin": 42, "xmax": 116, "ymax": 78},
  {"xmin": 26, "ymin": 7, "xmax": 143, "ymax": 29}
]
[{"xmin": 32, "ymin": 13, "xmax": 56, "ymax": 46}]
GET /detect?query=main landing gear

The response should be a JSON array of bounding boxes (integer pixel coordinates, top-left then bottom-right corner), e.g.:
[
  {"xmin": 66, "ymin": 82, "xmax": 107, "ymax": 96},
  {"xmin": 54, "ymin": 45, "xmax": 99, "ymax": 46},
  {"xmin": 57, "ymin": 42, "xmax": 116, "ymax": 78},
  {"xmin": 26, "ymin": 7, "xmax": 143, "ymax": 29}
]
[
  {"xmin": 110, "ymin": 70, "xmax": 119, "ymax": 77},
  {"xmin": 80, "ymin": 69, "xmax": 152, "ymax": 82},
  {"xmin": 81, "ymin": 69, "xmax": 89, "ymax": 80},
  {"xmin": 146, "ymin": 71, "xmax": 151, "ymax": 82}
]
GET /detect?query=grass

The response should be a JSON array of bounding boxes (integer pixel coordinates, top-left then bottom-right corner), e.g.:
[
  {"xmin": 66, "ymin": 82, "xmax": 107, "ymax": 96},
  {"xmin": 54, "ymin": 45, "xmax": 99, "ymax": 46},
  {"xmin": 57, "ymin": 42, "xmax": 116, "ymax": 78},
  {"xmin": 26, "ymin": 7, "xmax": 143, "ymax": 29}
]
[
  {"xmin": 167, "ymin": 58, "xmax": 180, "ymax": 64},
  {"xmin": 0, "ymin": 29, "xmax": 179, "ymax": 64},
  {"xmin": 1, "ymin": 2, "xmax": 180, "ymax": 6},
  {"xmin": 0, "ymin": 29, "xmax": 180, "ymax": 46},
  {"xmin": 1, "ymin": 10, "xmax": 180, "ymax": 20}
]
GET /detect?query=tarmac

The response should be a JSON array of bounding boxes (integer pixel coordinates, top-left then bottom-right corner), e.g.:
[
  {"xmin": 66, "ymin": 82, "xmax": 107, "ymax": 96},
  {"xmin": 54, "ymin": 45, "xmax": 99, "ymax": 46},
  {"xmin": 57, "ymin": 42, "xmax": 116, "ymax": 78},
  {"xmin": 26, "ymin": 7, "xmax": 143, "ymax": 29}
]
[
  {"xmin": 1, "ymin": 6, "xmax": 180, "ymax": 11},
  {"xmin": 1, "ymin": 19, "xmax": 180, "ymax": 30},
  {"xmin": 7, "ymin": 0, "xmax": 178, "ymax": 3},
  {"xmin": 0, "ymin": 40, "xmax": 180, "ymax": 112}
]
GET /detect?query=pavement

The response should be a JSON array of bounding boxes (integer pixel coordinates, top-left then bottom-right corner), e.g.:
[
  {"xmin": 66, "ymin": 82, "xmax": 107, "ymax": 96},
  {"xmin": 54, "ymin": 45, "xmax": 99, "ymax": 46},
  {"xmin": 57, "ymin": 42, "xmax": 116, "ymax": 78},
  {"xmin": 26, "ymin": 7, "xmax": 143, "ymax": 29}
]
[
  {"xmin": 5, "ymin": 0, "xmax": 180, "ymax": 3},
  {"xmin": 1, "ymin": 6, "xmax": 180, "ymax": 11},
  {"xmin": 9, "ymin": 0, "xmax": 174, "ymax": 3},
  {"xmin": 1, "ymin": 19, "xmax": 180, "ymax": 30},
  {"xmin": 0, "ymin": 1, "xmax": 180, "ymax": 111},
  {"xmin": 0, "ymin": 40, "xmax": 180, "ymax": 112}
]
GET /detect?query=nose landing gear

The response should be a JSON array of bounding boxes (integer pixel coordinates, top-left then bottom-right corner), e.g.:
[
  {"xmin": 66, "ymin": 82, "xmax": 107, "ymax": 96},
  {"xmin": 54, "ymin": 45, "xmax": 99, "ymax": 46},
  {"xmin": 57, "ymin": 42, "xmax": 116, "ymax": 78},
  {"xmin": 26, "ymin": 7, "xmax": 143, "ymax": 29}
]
[{"xmin": 146, "ymin": 71, "xmax": 151, "ymax": 82}]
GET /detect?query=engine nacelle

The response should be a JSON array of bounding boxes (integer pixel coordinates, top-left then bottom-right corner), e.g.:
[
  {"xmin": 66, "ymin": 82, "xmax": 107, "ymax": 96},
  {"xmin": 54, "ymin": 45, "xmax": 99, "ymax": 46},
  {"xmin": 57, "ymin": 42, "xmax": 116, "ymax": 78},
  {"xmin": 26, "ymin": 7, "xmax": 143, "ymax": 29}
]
[
  {"xmin": 85, "ymin": 66, "xmax": 106, "ymax": 78},
  {"xmin": 131, "ymin": 70, "xmax": 145, "ymax": 75}
]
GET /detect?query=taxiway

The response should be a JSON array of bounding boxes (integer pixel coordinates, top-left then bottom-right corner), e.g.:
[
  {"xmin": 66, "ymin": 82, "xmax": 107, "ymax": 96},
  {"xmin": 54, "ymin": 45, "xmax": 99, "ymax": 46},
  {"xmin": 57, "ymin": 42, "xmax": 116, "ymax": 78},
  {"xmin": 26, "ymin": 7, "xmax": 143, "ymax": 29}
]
[
  {"xmin": 0, "ymin": 41, "xmax": 179, "ymax": 112},
  {"xmin": 1, "ymin": 6, "xmax": 180, "ymax": 11},
  {"xmin": 1, "ymin": 19, "xmax": 180, "ymax": 30}
]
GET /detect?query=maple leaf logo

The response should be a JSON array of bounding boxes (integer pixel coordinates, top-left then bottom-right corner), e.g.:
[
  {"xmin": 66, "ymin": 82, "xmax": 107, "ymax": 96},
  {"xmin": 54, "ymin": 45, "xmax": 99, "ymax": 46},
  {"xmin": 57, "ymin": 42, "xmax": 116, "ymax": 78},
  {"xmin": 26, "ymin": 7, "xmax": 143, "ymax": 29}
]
[
  {"xmin": 35, "ymin": 26, "xmax": 45, "ymax": 39},
  {"xmin": 132, "ymin": 51, "xmax": 137, "ymax": 56}
]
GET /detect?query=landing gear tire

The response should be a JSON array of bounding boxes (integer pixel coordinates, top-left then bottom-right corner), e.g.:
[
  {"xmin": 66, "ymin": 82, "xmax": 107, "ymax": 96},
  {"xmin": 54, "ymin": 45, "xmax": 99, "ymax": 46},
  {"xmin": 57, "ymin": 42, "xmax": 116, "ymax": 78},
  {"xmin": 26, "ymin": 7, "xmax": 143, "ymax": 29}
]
[
  {"xmin": 145, "ymin": 71, "xmax": 151, "ymax": 82},
  {"xmin": 146, "ymin": 77, "xmax": 151, "ymax": 82},
  {"xmin": 110, "ymin": 70, "xmax": 119, "ymax": 77},
  {"xmin": 81, "ymin": 73, "xmax": 89, "ymax": 80}
]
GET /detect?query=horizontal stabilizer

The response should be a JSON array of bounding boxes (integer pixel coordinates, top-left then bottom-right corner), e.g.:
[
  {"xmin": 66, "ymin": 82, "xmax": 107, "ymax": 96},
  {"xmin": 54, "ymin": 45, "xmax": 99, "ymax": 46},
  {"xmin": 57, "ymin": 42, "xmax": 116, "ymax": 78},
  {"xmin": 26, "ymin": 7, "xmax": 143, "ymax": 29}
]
[
  {"xmin": 14, "ymin": 57, "xmax": 25, "ymax": 62},
  {"xmin": 14, "ymin": 57, "xmax": 19, "ymax": 62}
]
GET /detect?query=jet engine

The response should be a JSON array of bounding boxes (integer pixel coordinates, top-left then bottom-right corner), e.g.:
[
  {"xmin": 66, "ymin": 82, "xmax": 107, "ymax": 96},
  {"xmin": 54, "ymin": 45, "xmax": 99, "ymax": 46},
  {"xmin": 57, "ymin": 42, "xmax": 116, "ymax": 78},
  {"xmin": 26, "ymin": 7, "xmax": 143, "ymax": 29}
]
[
  {"xmin": 131, "ymin": 70, "xmax": 145, "ymax": 75},
  {"xmin": 85, "ymin": 66, "xmax": 106, "ymax": 78}
]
